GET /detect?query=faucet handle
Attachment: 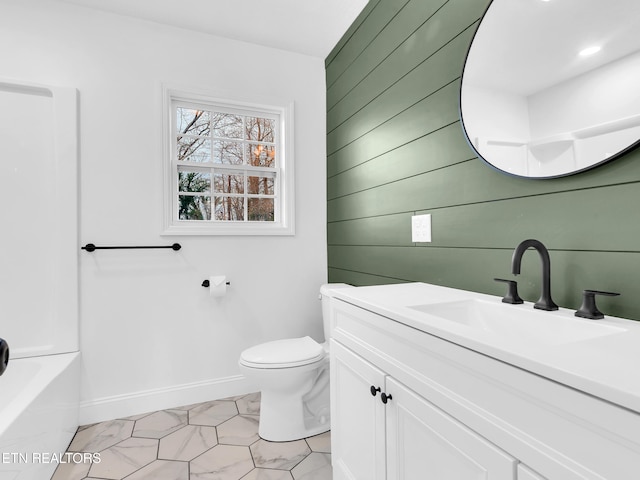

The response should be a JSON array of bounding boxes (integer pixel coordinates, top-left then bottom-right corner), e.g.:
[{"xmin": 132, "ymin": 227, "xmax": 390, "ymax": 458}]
[
  {"xmin": 494, "ymin": 278, "xmax": 524, "ymax": 304},
  {"xmin": 575, "ymin": 290, "xmax": 620, "ymax": 320}
]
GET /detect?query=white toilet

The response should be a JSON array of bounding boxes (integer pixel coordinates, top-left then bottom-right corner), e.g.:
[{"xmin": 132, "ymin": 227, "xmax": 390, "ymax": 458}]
[{"xmin": 239, "ymin": 283, "xmax": 353, "ymax": 442}]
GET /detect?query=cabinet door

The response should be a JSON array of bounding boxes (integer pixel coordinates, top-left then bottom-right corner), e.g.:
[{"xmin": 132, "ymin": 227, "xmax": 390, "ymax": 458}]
[
  {"xmin": 331, "ymin": 340, "xmax": 387, "ymax": 480},
  {"xmin": 385, "ymin": 377, "xmax": 517, "ymax": 480}
]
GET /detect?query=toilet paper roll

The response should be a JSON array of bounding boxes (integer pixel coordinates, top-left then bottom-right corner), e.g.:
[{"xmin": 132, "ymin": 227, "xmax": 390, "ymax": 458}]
[
  {"xmin": 0, "ymin": 338, "xmax": 9, "ymax": 377},
  {"xmin": 209, "ymin": 276, "xmax": 227, "ymax": 297}
]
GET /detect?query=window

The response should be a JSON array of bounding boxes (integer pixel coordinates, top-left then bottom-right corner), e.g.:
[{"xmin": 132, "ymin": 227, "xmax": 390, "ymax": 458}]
[{"xmin": 162, "ymin": 86, "xmax": 294, "ymax": 235}]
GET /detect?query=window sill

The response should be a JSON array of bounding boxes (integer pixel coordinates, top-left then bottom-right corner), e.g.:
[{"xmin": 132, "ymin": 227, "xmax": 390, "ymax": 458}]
[{"xmin": 162, "ymin": 222, "xmax": 295, "ymax": 236}]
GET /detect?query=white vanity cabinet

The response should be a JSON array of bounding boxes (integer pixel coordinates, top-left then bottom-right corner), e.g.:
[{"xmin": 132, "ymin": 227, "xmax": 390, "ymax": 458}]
[
  {"xmin": 330, "ymin": 340, "xmax": 386, "ymax": 480},
  {"xmin": 330, "ymin": 297, "xmax": 640, "ymax": 480},
  {"xmin": 331, "ymin": 340, "xmax": 516, "ymax": 480},
  {"xmin": 385, "ymin": 376, "xmax": 517, "ymax": 479}
]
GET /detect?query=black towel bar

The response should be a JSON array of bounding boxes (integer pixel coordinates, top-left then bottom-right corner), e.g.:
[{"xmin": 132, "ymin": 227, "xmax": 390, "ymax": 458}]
[{"xmin": 82, "ymin": 243, "xmax": 181, "ymax": 252}]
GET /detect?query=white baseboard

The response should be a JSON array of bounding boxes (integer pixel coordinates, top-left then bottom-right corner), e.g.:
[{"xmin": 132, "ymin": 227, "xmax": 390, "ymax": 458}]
[{"xmin": 79, "ymin": 375, "xmax": 257, "ymax": 425}]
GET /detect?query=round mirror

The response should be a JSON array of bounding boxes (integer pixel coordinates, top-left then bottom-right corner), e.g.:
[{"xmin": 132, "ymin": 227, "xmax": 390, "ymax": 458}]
[{"xmin": 460, "ymin": 0, "xmax": 640, "ymax": 178}]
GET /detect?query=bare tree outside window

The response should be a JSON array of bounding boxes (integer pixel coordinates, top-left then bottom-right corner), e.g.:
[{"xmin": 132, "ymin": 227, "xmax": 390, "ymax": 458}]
[{"xmin": 176, "ymin": 107, "xmax": 277, "ymax": 222}]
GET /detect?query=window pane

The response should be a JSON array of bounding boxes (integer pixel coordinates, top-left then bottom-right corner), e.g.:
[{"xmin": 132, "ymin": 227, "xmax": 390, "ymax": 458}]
[
  {"xmin": 213, "ymin": 141, "xmax": 243, "ymax": 165},
  {"xmin": 212, "ymin": 113, "xmax": 243, "ymax": 139},
  {"xmin": 248, "ymin": 198, "xmax": 274, "ymax": 222},
  {"xmin": 246, "ymin": 144, "xmax": 276, "ymax": 167},
  {"xmin": 177, "ymin": 136, "xmax": 211, "ymax": 163},
  {"xmin": 177, "ymin": 108, "xmax": 210, "ymax": 136},
  {"xmin": 214, "ymin": 173, "xmax": 244, "ymax": 194},
  {"xmin": 246, "ymin": 117, "xmax": 275, "ymax": 142},
  {"xmin": 179, "ymin": 195, "xmax": 211, "ymax": 220},
  {"xmin": 215, "ymin": 196, "xmax": 244, "ymax": 221},
  {"xmin": 179, "ymin": 171, "xmax": 211, "ymax": 193},
  {"xmin": 248, "ymin": 175, "xmax": 274, "ymax": 195}
]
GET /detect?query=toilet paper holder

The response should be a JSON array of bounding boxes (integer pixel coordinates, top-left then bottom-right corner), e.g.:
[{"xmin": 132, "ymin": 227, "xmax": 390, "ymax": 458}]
[{"xmin": 202, "ymin": 279, "xmax": 231, "ymax": 287}]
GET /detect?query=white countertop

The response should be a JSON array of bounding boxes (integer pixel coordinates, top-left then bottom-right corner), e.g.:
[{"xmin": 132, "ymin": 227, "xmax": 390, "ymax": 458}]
[{"xmin": 333, "ymin": 282, "xmax": 640, "ymax": 414}]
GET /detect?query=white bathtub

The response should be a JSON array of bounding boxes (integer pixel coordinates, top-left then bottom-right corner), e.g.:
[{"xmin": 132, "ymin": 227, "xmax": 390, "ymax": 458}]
[{"xmin": 0, "ymin": 353, "xmax": 80, "ymax": 480}]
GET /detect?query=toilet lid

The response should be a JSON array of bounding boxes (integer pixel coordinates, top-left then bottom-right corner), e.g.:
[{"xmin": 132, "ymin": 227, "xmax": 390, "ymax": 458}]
[{"xmin": 240, "ymin": 336, "xmax": 325, "ymax": 368}]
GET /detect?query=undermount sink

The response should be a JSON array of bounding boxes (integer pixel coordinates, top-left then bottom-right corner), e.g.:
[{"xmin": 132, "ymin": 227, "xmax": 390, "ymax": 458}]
[{"xmin": 408, "ymin": 299, "xmax": 625, "ymax": 346}]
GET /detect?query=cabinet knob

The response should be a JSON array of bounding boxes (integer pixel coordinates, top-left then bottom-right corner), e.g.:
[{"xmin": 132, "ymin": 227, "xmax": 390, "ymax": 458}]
[
  {"xmin": 370, "ymin": 386, "xmax": 381, "ymax": 397},
  {"xmin": 381, "ymin": 392, "xmax": 392, "ymax": 404}
]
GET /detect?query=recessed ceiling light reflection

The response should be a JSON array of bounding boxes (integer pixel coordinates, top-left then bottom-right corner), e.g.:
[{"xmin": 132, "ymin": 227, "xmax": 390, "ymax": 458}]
[{"xmin": 579, "ymin": 46, "xmax": 601, "ymax": 57}]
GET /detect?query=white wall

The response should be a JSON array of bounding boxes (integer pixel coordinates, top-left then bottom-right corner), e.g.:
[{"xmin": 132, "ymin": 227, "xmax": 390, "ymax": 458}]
[
  {"xmin": 0, "ymin": 0, "xmax": 328, "ymax": 423},
  {"xmin": 526, "ymin": 51, "xmax": 640, "ymax": 173},
  {"xmin": 461, "ymin": 85, "xmax": 530, "ymax": 176},
  {"xmin": 0, "ymin": 83, "xmax": 79, "ymax": 360},
  {"xmin": 528, "ymin": 51, "xmax": 640, "ymax": 139}
]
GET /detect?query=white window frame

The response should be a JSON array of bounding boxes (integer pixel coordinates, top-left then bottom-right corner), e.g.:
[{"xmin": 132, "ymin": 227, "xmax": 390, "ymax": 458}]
[{"xmin": 162, "ymin": 85, "xmax": 295, "ymax": 235}]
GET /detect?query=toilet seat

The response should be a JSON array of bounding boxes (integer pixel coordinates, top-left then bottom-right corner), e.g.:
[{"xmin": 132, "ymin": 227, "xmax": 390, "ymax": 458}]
[{"xmin": 240, "ymin": 336, "xmax": 325, "ymax": 369}]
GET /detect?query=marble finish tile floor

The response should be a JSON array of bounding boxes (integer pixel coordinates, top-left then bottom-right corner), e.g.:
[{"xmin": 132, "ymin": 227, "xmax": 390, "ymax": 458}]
[{"xmin": 52, "ymin": 392, "xmax": 332, "ymax": 480}]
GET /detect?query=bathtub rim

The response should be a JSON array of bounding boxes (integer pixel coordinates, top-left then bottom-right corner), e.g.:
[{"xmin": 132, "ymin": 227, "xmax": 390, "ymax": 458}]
[{"xmin": 0, "ymin": 351, "xmax": 80, "ymax": 437}]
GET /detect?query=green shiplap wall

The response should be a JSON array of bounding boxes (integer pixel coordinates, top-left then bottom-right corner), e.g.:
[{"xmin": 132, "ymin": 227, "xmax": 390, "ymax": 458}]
[{"xmin": 325, "ymin": 0, "xmax": 640, "ymax": 320}]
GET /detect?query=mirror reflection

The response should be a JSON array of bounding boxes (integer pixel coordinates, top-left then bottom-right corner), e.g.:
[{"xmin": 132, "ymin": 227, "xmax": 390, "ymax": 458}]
[{"xmin": 460, "ymin": 0, "xmax": 640, "ymax": 178}]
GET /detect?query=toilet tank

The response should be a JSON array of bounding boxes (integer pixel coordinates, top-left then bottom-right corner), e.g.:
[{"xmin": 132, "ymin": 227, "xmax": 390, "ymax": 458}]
[{"xmin": 319, "ymin": 283, "xmax": 354, "ymax": 343}]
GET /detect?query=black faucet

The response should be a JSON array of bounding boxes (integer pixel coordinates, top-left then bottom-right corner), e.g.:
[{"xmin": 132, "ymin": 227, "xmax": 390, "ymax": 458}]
[{"xmin": 511, "ymin": 239, "xmax": 558, "ymax": 311}]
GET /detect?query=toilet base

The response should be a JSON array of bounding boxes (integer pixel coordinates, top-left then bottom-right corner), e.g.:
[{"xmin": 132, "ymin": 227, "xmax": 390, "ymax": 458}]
[
  {"xmin": 239, "ymin": 358, "xmax": 331, "ymax": 442},
  {"xmin": 258, "ymin": 388, "xmax": 330, "ymax": 442}
]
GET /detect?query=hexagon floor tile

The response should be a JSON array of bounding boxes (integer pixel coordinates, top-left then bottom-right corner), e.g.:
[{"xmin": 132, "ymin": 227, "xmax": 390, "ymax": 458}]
[{"xmin": 51, "ymin": 393, "xmax": 332, "ymax": 480}]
